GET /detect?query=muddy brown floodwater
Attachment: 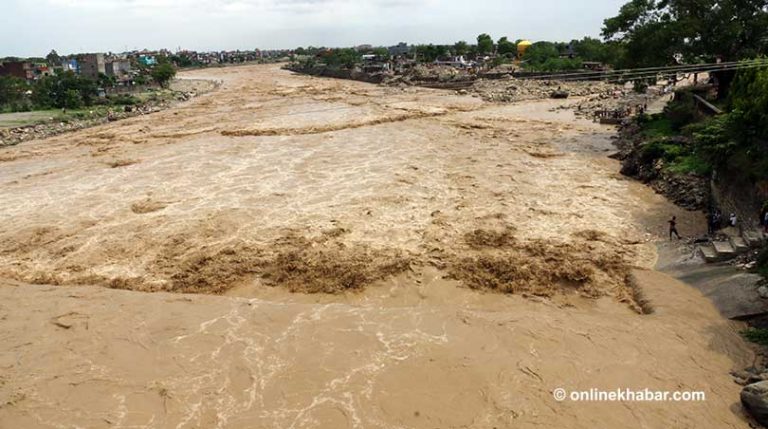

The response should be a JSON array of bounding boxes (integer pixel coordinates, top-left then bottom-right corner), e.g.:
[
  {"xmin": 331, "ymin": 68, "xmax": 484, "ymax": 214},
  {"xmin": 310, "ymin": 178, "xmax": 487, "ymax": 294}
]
[{"xmin": 0, "ymin": 64, "xmax": 754, "ymax": 428}]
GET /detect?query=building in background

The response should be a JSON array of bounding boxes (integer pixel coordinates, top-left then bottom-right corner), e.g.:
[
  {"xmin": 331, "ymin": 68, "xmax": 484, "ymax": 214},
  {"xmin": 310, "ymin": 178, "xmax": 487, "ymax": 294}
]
[
  {"xmin": 106, "ymin": 58, "xmax": 133, "ymax": 84},
  {"xmin": 64, "ymin": 59, "xmax": 79, "ymax": 73},
  {"xmin": 0, "ymin": 61, "xmax": 35, "ymax": 81},
  {"xmin": 78, "ymin": 53, "xmax": 106, "ymax": 79},
  {"xmin": 138, "ymin": 55, "xmax": 157, "ymax": 67},
  {"xmin": 388, "ymin": 43, "xmax": 411, "ymax": 57}
]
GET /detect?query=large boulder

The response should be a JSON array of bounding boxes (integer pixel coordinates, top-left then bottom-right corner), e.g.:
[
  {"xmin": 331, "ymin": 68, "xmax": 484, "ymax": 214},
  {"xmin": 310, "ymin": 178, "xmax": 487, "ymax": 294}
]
[{"xmin": 741, "ymin": 381, "xmax": 768, "ymax": 425}]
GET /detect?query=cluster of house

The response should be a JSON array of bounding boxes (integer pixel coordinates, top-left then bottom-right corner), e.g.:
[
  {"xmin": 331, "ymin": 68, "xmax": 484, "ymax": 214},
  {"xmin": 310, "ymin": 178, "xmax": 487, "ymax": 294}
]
[
  {"xmin": 0, "ymin": 48, "xmax": 291, "ymax": 86},
  {"xmin": 0, "ymin": 50, "xmax": 167, "ymax": 86},
  {"xmin": 346, "ymin": 43, "xmax": 415, "ymax": 73},
  {"xmin": 358, "ymin": 41, "xmax": 608, "ymax": 73},
  {"xmin": 173, "ymin": 49, "xmax": 290, "ymax": 66},
  {"xmin": 356, "ymin": 42, "xmax": 503, "ymax": 74}
]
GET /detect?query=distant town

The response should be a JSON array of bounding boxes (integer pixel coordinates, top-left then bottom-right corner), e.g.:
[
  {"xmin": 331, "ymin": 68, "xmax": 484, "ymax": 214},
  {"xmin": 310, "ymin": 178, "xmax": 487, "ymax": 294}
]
[{"xmin": 0, "ymin": 48, "xmax": 293, "ymax": 86}]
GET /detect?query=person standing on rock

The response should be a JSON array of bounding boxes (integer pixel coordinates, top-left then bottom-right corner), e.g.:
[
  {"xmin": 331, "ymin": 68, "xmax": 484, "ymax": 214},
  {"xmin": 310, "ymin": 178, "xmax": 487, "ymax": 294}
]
[
  {"xmin": 714, "ymin": 210, "xmax": 722, "ymax": 231},
  {"xmin": 706, "ymin": 212, "xmax": 715, "ymax": 235},
  {"xmin": 669, "ymin": 216, "xmax": 681, "ymax": 240}
]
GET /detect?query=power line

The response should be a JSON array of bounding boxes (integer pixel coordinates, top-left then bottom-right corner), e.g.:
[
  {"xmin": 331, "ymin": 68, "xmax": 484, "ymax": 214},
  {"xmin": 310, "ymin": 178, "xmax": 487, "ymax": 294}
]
[
  {"xmin": 521, "ymin": 60, "xmax": 749, "ymax": 80},
  {"xmin": 518, "ymin": 59, "xmax": 768, "ymax": 82},
  {"xmin": 567, "ymin": 62, "xmax": 768, "ymax": 84}
]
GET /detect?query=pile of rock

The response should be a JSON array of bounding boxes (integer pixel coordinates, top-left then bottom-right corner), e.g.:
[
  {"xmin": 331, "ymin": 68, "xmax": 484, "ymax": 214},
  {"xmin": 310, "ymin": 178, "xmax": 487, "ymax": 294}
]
[
  {"xmin": 735, "ymin": 367, "xmax": 768, "ymax": 427},
  {"xmin": 742, "ymin": 380, "xmax": 768, "ymax": 426},
  {"xmin": 0, "ymin": 121, "xmax": 92, "ymax": 147},
  {"xmin": 384, "ymin": 65, "xmax": 474, "ymax": 87},
  {"xmin": 469, "ymin": 77, "xmax": 622, "ymax": 103}
]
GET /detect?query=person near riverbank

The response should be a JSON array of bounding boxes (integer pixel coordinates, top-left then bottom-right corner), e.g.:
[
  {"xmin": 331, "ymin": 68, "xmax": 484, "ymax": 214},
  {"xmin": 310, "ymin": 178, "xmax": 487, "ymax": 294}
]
[
  {"xmin": 669, "ymin": 216, "xmax": 681, "ymax": 240},
  {"xmin": 713, "ymin": 210, "xmax": 723, "ymax": 231},
  {"xmin": 706, "ymin": 212, "xmax": 716, "ymax": 235}
]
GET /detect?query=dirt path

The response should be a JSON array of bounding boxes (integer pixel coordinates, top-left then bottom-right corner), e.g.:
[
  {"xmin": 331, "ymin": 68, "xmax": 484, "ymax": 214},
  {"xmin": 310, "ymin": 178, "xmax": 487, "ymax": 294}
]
[{"xmin": 0, "ymin": 64, "xmax": 751, "ymax": 428}]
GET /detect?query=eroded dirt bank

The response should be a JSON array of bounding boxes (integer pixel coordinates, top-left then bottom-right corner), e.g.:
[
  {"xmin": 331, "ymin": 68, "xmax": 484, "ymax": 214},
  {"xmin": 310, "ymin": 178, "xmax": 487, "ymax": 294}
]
[{"xmin": 0, "ymin": 64, "xmax": 751, "ymax": 428}]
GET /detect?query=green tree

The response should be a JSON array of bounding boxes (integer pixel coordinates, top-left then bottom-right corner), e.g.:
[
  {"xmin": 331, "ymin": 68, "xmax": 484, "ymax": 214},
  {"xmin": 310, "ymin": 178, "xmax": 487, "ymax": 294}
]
[
  {"xmin": 497, "ymin": 37, "xmax": 516, "ymax": 56},
  {"xmin": 477, "ymin": 33, "xmax": 494, "ymax": 55},
  {"xmin": 372, "ymin": 47, "xmax": 390, "ymax": 59},
  {"xmin": 151, "ymin": 63, "xmax": 177, "ymax": 88},
  {"xmin": 323, "ymin": 48, "xmax": 360, "ymax": 69},
  {"xmin": 521, "ymin": 42, "xmax": 585, "ymax": 71},
  {"xmin": 729, "ymin": 65, "xmax": 768, "ymax": 140},
  {"xmin": 62, "ymin": 89, "xmax": 83, "ymax": 109},
  {"xmin": 453, "ymin": 41, "xmax": 469, "ymax": 56},
  {"xmin": 602, "ymin": 0, "xmax": 768, "ymax": 66},
  {"xmin": 415, "ymin": 44, "xmax": 450, "ymax": 62},
  {"xmin": 0, "ymin": 76, "xmax": 27, "ymax": 110},
  {"xmin": 31, "ymin": 71, "xmax": 98, "ymax": 109},
  {"xmin": 170, "ymin": 54, "xmax": 197, "ymax": 68},
  {"xmin": 98, "ymin": 73, "xmax": 117, "ymax": 88},
  {"xmin": 523, "ymin": 42, "xmax": 559, "ymax": 65}
]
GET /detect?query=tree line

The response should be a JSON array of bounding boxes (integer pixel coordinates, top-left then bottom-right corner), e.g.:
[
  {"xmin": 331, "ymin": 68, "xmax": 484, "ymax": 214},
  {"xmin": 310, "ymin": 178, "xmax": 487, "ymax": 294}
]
[{"xmin": 293, "ymin": 34, "xmax": 627, "ymax": 72}]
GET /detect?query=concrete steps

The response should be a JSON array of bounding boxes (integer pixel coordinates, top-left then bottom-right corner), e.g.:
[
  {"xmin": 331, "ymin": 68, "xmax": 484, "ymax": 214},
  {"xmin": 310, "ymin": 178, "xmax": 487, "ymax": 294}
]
[
  {"xmin": 700, "ymin": 245, "xmax": 719, "ymax": 263},
  {"xmin": 698, "ymin": 229, "xmax": 766, "ymax": 264},
  {"xmin": 743, "ymin": 230, "xmax": 767, "ymax": 247},
  {"xmin": 730, "ymin": 236, "xmax": 750, "ymax": 253}
]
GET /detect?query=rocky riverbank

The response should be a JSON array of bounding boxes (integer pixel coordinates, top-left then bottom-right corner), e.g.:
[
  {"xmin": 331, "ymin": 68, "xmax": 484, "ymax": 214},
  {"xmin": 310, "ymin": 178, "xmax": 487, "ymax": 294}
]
[{"xmin": 611, "ymin": 120, "xmax": 710, "ymax": 210}]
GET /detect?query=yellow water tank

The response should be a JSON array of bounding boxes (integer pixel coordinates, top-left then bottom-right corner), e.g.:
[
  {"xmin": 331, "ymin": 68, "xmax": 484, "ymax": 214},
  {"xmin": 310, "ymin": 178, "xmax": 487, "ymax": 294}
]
[{"xmin": 517, "ymin": 40, "xmax": 533, "ymax": 58}]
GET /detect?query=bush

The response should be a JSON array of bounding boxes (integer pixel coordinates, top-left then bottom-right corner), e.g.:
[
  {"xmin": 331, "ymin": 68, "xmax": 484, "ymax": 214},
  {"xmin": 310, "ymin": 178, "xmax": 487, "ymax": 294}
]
[
  {"xmin": 640, "ymin": 115, "xmax": 674, "ymax": 138},
  {"xmin": 637, "ymin": 114, "xmax": 714, "ymax": 176},
  {"xmin": 151, "ymin": 63, "xmax": 177, "ymax": 88},
  {"xmin": 685, "ymin": 115, "xmax": 737, "ymax": 167},
  {"xmin": 665, "ymin": 92, "xmax": 700, "ymax": 130},
  {"xmin": 109, "ymin": 94, "xmax": 140, "ymax": 106},
  {"xmin": 0, "ymin": 75, "xmax": 27, "ymax": 110},
  {"xmin": 743, "ymin": 328, "xmax": 768, "ymax": 346},
  {"xmin": 640, "ymin": 140, "xmax": 667, "ymax": 163},
  {"xmin": 666, "ymin": 155, "xmax": 711, "ymax": 175},
  {"xmin": 640, "ymin": 139, "xmax": 684, "ymax": 163},
  {"xmin": 31, "ymin": 71, "xmax": 98, "ymax": 109},
  {"xmin": 729, "ymin": 66, "xmax": 768, "ymax": 140},
  {"xmin": 62, "ymin": 89, "xmax": 83, "ymax": 109}
]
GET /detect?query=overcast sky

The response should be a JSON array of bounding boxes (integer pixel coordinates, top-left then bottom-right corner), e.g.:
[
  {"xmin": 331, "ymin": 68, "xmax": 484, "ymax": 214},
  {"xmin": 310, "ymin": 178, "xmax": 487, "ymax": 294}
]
[{"xmin": 2, "ymin": 0, "xmax": 627, "ymax": 57}]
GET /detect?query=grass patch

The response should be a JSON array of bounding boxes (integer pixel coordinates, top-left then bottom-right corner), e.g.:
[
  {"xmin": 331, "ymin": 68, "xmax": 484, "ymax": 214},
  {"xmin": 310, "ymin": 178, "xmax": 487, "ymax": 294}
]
[
  {"xmin": 666, "ymin": 154, "xmax": 712, "ymax": 175},
  {"xmin": 640, "ymin": 115, "xmax": 675, "ymax": 139},
  {"xmin": 0, "ymin": 110, "xmax": 60, "ymax": 129},
  {"xmin": 640, "ymin": 139, "xmax": 684, "ymax": 162},
  {"xmin": 638, "ymin": 122, "xmax": 713, "ymax": 176}
]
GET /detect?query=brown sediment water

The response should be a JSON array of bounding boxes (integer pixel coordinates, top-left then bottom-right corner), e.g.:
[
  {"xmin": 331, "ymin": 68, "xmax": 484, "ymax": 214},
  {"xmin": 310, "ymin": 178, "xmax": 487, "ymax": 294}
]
[{"xmin": 0, "ymin": 64, "xmax": 752, "ymax": 428}]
